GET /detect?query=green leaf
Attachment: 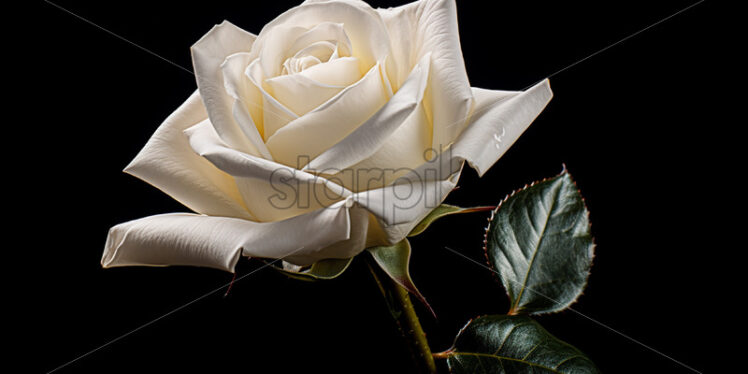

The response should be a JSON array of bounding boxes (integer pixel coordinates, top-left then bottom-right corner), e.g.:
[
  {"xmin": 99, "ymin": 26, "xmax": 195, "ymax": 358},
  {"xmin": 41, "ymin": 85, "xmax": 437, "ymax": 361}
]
[
  {"xmin": 273, "ymin": 257, "xmax": 353, "ymax": 281},
  {"xmin": 485, "ymin": 169, "xmax": 594, "ymax": 315},
  {"xmin": 408, "ymin": 204, "xmax": 494, "ymax": 237},
  {"xmin": 441, "ymin": 315, "xmax": 599, "ymax": 373},
  {"xmin": 367, "ymin": 240, "xmax": 434, "ymax": 317}
]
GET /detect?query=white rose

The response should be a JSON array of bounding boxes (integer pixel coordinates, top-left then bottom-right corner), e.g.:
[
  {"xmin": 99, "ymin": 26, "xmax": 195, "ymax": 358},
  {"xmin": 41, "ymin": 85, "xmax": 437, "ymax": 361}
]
[{"xmin": 101, "ymin": 0, "xmax": 552, "ymax": 272}]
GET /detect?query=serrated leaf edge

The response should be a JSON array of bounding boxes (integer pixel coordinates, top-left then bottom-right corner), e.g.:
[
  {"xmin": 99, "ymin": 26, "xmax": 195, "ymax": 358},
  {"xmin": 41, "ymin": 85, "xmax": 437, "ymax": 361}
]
[
  {"xmin": 482, "ymin": 167, "xmax": 597, "ymax": 315},
  {"xmin": 440, "ymin": 315, "xmax": 599, "ymax": 374}
]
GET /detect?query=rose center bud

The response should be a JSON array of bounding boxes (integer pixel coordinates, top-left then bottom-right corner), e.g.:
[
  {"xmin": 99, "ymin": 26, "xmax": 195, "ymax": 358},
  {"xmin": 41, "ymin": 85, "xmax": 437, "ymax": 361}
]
[
  {"xmin": 261, "ymin": 22, "xmax": 367, "ymax": 149},
  {"xmin": 281, "ymin": 41, "xmax": 340, "ymax": 75}
]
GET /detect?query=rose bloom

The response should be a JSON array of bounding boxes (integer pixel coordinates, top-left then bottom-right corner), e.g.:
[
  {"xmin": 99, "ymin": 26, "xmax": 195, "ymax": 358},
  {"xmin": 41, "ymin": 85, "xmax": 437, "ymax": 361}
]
[{"xmin": 102, "ymin": 0, "xmax": 552, "ymax": 272}]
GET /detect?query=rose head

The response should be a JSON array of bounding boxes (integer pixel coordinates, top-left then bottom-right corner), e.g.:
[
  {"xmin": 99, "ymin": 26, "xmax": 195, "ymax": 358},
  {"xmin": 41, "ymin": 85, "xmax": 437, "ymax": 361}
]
[{"xmin": 101, "ymin": 0, "xmax": 553, "ymax": 272}]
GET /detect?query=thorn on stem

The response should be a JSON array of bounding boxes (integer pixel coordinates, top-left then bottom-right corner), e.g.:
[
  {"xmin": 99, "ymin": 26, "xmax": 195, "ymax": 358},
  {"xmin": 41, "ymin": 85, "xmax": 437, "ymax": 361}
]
[{"xmin": 224, "ymin": 272, "xmax": 237, "ymax": 298}]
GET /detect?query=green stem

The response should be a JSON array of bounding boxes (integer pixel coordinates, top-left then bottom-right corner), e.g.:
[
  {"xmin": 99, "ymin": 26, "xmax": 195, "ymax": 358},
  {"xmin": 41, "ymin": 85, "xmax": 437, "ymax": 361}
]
[{"xmin": 367, "ymin": 258, "xmax": 437, "ymax": 374}]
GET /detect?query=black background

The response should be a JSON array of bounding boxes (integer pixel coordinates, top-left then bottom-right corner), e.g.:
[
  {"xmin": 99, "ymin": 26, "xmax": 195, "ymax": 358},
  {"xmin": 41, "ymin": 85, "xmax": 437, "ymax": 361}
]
[{"xmin": 24, "ymin": 0, "xmax": 723, "ymax": 372}]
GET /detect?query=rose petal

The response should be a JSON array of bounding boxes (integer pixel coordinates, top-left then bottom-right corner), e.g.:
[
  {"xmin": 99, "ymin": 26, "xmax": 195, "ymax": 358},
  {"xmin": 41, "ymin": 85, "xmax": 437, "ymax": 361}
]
[
  {"xmin": 246, "ymin": 58, "xmax": 299, "ymax": 140},
  {"xmin": 265, "ymin": 62, "xmax": 388, "ymax": 166},
  {"xmin": 303, "ymin": 53, "xmax": 431, "ymax": 179},
  {"xmin": 254, "ymin": 1, "xmax": 390, "ymax": 73},
  {"xmin": 265, "ymin": 74, "xmax": 345, "ymax": 117},
  {"xmin": 297, "ymin": 56, "xmax": 361, "ymax": 86},
  {"xmin": 185, "ymin": 120, "xmax": 353, "ymax": 222},
  {"xmin": 124, "ymin": 91, "xmax": 251, "ymax": 219},
  {"xmin": 348, "ymin": 80, "xmax": 552, "ymax": 237},
  {"xmin": 352, "ymin": 153, "xmax": 463, "ymax": 228},
  {"xmin": 308, "ymin": 203, "xmax": 370, "ymax": 259},
  {"xmin": 265, "ymin": 56, "xmax": 360, "ymax": 116},
  {"xmin": 341, "ymin": 102, "xmax": 432, "ymax": 191},
  {"xmin": 452, "ymin": 79, "xmax": 553, "ymax": 176},
  {"xmin": 287, "ymin": 22, "xmax": 352, "ymax": 58},
  {"xmin": 102, "ymin": 200, "xmax": 357, "ymax": 271},
  {"xmin": 191, "ymin": 21, "xmax": 261, "ymax": 156},
  {"xmin": 221, "ymin": 52, "xmax": 273, "ymax": 159},
  {"xmin": 258, "ymin": 24, "xmax": 309, "ymax": 78},
  {"xmin": 301, "ymin": 0, "xmax": 370, "ymax": 9},
  {"xmin": 285, "ymin": 41, "xmax": 336, "ymax": 72},
  {"xmin": 378, "ymin": 0, "xmax": 474, "ymax": 152},
  {"xmin": 344, "ymin": 148, "xmax": 466, "ymax": 247}
]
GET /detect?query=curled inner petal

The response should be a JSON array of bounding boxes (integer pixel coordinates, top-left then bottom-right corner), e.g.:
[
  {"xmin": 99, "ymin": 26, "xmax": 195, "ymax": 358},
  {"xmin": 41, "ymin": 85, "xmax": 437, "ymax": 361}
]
[
  {"xmin": 265, "ymin": 61, "xmax": 389, "ymax": 166},
  {"xmin": 287, "ymin": 22, "xmax": 352, "ymax": 58}
]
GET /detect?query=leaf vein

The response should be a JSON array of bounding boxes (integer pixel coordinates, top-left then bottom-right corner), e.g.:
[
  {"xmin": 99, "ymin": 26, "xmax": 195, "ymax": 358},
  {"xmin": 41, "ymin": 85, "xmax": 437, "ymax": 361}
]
[{"xmin": 512, "ymin": 183, "xmax": 561, "ymax": 311}]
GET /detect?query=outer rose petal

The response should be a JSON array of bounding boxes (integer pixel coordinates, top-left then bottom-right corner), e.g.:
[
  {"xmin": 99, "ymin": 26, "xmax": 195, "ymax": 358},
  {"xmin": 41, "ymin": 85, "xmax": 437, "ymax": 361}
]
[
  {"xmin": 191, "ymin": 21, "xmax": 262, "ymax": 156},
  {"xmin": 310, "ymin": 203, "xmax": 370, "ymax": 259},
  {"xmin": 352, "ymin": 153, "xmax": 462, "ymax": 228},
  {"xmin": 344, "ymin": 100, "xmax": 431, "ymax": 191},
  {"xmin": 350, "ymin": 80, "xmax": 552, "ymax": 241},
  {"xmin": 378, "ymin": 0, "xmax": 474, "ymax": 151},
  {"xmin": 124, "ymin": 90, "xmax": 251, "ymax": 220},
  {"xmin": 185, "ymin": 120, "xmax": 353, "ymax": 222},
  {"xmin": 102, "ymin": 199, "xmax": 361, "ymax": 271},
  {"xmin": 453, "ymin": 80, "xmax": 553, "ymax": 176}
]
